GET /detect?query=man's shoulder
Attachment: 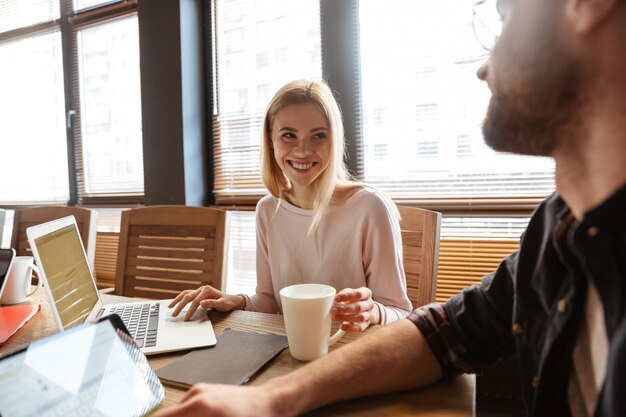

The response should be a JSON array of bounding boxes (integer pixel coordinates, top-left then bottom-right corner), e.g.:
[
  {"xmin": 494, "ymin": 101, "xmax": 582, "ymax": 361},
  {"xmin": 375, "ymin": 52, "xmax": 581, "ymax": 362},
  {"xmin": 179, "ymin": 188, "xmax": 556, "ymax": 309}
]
[{"xmin": 529, "ymin": 191, "xmax": 567, "ymax": 225}]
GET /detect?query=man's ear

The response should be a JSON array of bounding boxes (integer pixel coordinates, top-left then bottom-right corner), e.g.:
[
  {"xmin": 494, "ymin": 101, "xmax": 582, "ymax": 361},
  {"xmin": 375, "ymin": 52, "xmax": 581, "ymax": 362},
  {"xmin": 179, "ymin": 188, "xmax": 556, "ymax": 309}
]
[{"xmin": 565, "ymin": 0, "xmax": 620, "ymax": 33}]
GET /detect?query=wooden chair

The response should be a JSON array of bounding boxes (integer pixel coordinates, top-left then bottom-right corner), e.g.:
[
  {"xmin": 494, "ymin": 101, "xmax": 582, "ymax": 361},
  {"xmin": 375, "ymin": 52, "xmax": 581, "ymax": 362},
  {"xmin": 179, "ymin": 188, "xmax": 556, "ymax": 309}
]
[
  {"xmin": 11, "ymin": 206, "xmax": 97, "ymax": 269},
  {"xmin": 398, "ymin": 205, "xmax": 442, "ymax": 308},
  {"xmin": 114, "ymin": 205, "xmax": 228, "ymax": 299}
]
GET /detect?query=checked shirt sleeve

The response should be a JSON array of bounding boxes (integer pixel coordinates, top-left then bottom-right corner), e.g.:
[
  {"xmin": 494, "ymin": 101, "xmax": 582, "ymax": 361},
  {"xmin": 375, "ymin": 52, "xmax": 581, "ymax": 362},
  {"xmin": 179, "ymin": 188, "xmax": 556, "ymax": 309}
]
[{"xmin": 408, "ymin": 303, "xmax": 481, "ymax": 375}]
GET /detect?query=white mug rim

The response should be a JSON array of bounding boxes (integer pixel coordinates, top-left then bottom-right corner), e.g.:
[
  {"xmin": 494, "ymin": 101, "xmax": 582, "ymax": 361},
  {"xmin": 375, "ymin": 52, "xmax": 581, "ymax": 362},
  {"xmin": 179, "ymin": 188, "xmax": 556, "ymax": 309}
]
[
  {"xmin": 279, "ymin": 283, "xmax": 336, "ymax": 300},
  {"xmin": 12, "ymin": 256, "xmax": 35, "ymax": 263}
]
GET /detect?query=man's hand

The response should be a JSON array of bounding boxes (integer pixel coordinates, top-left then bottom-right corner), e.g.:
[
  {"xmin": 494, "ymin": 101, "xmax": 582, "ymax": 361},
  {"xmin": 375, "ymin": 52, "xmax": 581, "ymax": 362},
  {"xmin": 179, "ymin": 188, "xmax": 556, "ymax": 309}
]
[{"xmin": 150, "ymin": 383, "xmax": 283, "ymax": 417}]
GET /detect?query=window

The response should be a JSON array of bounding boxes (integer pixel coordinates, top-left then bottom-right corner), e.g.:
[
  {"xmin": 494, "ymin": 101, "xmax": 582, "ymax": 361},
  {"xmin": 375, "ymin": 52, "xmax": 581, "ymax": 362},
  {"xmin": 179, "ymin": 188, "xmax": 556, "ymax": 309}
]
[
  {"xmin": 0, "ymin": 29, "xmax": 69, "ymax": 204},
  {"xmin": 374, "ymin": 144, "xmax": 388, "ymax": 162},
  {"xmin": 256, "ymin": 51, "xmax": 269, "ymax": 68},
  {"xmin": 76, "ymin": 15, "xmax": 143, "ymax": 197},
  {"xmin": 359, "ymin": 0, "xmax": 555, "ymax": 202},
  {"xmin": 0, "ymin": 0, "xmax": 143, "ymax": 206},
  {"xmin": 224, "ymin": 211, "xmax": 257, "ymax": 295},
  {"xmin": 213, "ymin": 2, "xmax": 553, "ymax": 205},
  {"xmin": 212, "ymin": 0, "xmax": 322, "ymax": 204}
]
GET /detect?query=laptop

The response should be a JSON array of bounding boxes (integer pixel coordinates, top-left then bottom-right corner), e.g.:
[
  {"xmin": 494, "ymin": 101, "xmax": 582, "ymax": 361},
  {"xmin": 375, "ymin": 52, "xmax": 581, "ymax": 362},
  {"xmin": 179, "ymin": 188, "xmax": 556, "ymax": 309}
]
[
  {"xmin": 0, "ymin": 314, "xmax": 164, "ymax": 417},
  {"xmin": 26, "ymin": 215, "xmax": 217, "ymax": 355}
]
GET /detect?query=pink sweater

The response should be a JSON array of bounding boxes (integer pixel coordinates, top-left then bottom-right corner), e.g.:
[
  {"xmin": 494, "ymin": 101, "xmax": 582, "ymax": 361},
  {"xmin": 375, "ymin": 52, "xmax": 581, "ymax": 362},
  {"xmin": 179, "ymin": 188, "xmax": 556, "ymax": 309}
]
[{"xmin": 243, "ymin": 188, "xmax": 413, "ymax": 324}]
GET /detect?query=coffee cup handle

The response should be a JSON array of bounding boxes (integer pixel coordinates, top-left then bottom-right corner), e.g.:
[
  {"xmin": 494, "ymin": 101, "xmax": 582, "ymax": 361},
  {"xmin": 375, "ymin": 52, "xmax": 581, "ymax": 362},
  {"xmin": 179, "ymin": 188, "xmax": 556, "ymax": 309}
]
[
  {"xmin": 329, "ymin": 327, "xmax": 346, "ymax": 346},
  {"xmin": 26, "ymin": 265, "xmax": 42, "ymax": 297}
]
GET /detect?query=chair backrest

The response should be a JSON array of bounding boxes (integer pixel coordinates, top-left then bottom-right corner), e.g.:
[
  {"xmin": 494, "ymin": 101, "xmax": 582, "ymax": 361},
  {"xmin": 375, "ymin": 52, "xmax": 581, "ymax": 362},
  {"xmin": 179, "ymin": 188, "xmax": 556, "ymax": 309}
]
[
  {"xmin": 114, "ymin": 205, "xmax": 228, "ymax": 299},
  {"xmin": 398, "ymin": 205, "xmax": 441, "ymax": 308},
  {"xmin": 11, "ymin": 206, "xmax": 97, "ymax": 269}
]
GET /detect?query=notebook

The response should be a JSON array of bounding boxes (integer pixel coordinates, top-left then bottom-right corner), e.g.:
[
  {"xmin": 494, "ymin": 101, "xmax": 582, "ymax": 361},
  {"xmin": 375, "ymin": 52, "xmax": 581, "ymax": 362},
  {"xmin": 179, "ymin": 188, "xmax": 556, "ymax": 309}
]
[
  {"xmin": 0, "ymin": 314, "xmax": 164, "ymax": 417},
  {"xmin": 0, "ymin": 304, "xmax": 40, "ymax": 345},
  {"xmin": 156, "ymin": 328, "xmax": 288, "ymax": 388},
  {"xmin": 26, "ymin": 215, "xmax": 216, "ymax": 355}
]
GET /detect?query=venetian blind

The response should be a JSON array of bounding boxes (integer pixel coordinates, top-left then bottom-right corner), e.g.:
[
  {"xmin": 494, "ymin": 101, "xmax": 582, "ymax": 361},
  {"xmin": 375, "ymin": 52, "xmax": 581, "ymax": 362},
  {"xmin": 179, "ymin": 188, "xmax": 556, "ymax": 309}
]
[
  {"xmin": 94, "ymin": 231, "xmax": 119, "ymax": 290},
  {"xmin": 211, "ymin": 0, "xmax": 323, "ymax": 205},
  {"xmin": 91, "ymin": 208, "xmax": 123, "ymax": 290},
  {"xmin": 436, "ymin": 216, "xmax": 525, "ymax": 302},
  {"xmin": 358, "ymin": 0, "xmax": 555, "ymax": 206},
  {"xmin": 0, "ymin": 0, "xmax": 58, "ymax": 34},
  {"xmin": 71, "ymin": 12, "xmax": 144, "ymax": 200}
]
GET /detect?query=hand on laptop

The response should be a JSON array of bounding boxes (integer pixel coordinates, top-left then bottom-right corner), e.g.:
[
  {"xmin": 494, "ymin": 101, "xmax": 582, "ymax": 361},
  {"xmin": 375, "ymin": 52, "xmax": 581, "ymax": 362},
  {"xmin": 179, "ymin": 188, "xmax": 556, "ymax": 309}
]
[
  {"xmin": 331, "ymin": 287, "xmax": 379, "ymax": 332},
  {"xmin": 169, "ymin": 285, "xmax": 246, "ymax": 321}
]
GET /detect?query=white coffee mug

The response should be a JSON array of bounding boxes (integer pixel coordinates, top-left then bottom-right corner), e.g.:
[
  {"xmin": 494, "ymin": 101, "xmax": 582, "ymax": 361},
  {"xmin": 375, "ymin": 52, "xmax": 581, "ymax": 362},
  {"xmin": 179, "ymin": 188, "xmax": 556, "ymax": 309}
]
[
  {"xmin": 280, "ymin": 283, "xmax": 345, "ymax": 361},
  {"xmin": 0, "ymin": 256, "xmax": 42, "ymax": 305}
]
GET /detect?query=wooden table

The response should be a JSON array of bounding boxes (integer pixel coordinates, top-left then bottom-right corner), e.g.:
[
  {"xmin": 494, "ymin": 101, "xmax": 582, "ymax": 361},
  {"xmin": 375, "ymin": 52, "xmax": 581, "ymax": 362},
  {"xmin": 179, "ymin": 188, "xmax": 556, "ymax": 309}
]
[{"xmin": 1, "ymin": 290, "xmax": 475, "ymax": 416}]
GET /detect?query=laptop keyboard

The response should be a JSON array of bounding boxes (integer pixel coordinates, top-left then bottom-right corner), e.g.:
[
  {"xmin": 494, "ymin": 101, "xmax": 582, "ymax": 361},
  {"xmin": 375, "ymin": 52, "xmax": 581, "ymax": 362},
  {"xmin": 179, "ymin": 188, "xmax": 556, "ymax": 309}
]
[
  {"xmin": 109, "ymin": 303, "xmax": 160, "ymax": 349},
  {"xmin": 39, "ymin": 380, "xmax": 100, "ymax": 417}
]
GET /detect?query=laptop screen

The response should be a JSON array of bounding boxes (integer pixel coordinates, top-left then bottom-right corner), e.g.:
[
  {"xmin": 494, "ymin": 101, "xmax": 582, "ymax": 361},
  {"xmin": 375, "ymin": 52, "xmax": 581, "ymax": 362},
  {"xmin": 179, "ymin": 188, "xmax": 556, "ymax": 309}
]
[
  {"xmin": 0, "ymin": 315, "xmax": 164, "ymax": 417},
  {"xmin": 33, "ymin": 223, "xmax": 99, "ymax": 329}
]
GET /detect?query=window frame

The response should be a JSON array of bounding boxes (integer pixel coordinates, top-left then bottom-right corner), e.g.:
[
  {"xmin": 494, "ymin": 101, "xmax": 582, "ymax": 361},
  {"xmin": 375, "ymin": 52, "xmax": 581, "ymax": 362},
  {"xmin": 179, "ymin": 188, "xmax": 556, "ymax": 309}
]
[
  {"xmin": 67, "ymin": 0, "xmax": 144, "ymax": 205},
  {"xmin": 0, "ymin": 0, "xmax": 144, "ymax": 210}
]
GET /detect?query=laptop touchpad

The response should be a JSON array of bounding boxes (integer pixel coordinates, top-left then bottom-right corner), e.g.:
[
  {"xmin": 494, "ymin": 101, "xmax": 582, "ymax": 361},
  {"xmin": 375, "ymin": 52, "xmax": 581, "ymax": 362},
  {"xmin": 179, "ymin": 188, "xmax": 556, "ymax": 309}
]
[{"xmin": 164, "ymin": 307, "xmax": 208, "ymax": 326}]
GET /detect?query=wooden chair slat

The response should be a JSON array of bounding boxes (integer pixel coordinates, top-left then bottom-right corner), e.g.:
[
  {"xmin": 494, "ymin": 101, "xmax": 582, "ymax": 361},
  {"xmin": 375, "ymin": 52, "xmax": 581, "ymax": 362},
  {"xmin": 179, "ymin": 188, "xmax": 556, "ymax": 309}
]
[
  {"xmin": 128, "ymin": 235, "xmax": 215, "ymax": 249},
  {"xmin": 116, "ymin": 206, "xmax": 227, "ymax": 299}
]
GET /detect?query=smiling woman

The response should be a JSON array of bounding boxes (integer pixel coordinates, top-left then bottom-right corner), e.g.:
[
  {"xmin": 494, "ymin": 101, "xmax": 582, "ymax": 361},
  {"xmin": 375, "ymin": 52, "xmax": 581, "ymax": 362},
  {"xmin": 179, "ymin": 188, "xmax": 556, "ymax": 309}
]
[{"xmin": 169, "ymin": 79, "xmax": 414, "ymax": 333}]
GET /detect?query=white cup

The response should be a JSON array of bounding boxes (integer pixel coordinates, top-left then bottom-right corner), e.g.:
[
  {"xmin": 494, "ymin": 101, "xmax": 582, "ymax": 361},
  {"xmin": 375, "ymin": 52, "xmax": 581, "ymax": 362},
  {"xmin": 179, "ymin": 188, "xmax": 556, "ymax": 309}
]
[
  {"xmin": 279, "ymin": 283, "xmax": 345, "ymax": 361},
  {"xmin": 0, "ymin": 256, "xmax": 42, "ymax": 305}
]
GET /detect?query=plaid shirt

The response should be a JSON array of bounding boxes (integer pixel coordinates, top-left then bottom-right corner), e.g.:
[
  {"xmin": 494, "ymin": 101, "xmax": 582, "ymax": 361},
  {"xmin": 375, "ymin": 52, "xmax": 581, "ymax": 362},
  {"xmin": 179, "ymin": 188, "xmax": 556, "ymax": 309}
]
[
  {"xmin": 407, "ymin": 184, "xmax": 626, "ymax": 417},
  {"xmin": 408, "ymin": 304, "xmax": 479, "ymax": 374}
]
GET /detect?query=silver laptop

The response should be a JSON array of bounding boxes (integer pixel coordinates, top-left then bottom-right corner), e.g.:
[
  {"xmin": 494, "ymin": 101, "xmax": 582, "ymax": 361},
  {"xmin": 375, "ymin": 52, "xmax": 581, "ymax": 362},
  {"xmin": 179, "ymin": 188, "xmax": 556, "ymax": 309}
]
[
  {"xmin": 26, "ymin": 215, "xmax": 216, "ymax": 355},
  {"xmin": 0, "ymin": 315, "xmax": 164, "ymax": 417}
]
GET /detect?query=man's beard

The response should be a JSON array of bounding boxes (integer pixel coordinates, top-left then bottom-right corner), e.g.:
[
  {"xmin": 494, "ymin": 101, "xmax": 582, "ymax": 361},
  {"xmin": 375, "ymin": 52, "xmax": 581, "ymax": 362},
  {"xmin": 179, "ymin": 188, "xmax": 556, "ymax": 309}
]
[{"xmin": 482, "ymin": 33, "xmax": 586, "ymax": 157}]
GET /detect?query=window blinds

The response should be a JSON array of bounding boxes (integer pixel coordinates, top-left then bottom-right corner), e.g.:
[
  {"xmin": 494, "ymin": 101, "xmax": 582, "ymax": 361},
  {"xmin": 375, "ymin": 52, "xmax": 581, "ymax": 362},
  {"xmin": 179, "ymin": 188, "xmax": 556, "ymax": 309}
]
[
  {"xmin": 0, "ymin": 0, "xmax": 59, "ymax": 34},
  {"xmin": 72, "ymin": 13, "xmax": 144, "ymax": 199},
  {"xmin": 211, "ymin": 0, "xmax": 322, "ymax": 205},
  {"xmin": 358, "ymin": 0, "xmax": 555, "ymax": 206}
]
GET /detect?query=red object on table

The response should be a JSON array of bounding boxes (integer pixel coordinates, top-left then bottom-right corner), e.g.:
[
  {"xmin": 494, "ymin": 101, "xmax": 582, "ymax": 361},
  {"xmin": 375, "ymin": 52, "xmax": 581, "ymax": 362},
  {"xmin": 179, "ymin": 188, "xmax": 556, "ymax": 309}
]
[{"xmin": 0, "ymin": 304, "xmax": 41, "ymax": 345}]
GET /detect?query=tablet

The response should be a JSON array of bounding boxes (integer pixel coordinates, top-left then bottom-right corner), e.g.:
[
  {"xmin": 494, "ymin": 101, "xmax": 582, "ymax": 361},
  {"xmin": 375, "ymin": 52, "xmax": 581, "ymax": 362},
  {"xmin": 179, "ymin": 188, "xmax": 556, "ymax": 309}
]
[{"xmin": 0, "ymin": 314, "xmax": 165, "ymax": 417}]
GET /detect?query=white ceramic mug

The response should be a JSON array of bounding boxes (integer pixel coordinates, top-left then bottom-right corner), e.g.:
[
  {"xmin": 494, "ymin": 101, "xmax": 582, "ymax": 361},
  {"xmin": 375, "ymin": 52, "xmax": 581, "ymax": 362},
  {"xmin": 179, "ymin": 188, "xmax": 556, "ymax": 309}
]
[
  {"xmin": 0, "ymin": 256, "xmax": 42, "ymax": 305},
  {"xmin": 279, "ymin": 283, "xmax": 345, "ymax": 361}
]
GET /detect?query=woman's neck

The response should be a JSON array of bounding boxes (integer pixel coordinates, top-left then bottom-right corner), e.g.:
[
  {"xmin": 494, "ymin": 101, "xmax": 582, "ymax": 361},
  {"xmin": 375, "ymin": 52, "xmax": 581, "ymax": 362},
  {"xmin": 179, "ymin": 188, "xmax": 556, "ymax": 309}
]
[
  {"xmin": 284, "ymin": 188, "xmax": 315, "ymax": 209},
  {"xmin": 284, "ymin": 181, "xmax": 364, "ymax": 209}
]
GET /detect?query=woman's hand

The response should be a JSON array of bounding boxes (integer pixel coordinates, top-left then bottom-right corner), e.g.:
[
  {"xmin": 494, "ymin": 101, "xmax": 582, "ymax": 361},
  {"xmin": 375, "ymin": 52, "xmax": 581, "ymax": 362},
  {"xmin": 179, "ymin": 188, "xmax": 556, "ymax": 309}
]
[
  {"xmin": 168, "ymin": 285, "xmax": 246, "ymax": 321},
  {"xmin": 331, "ymin": 287, "xmax": 380, "ymax": 332}
]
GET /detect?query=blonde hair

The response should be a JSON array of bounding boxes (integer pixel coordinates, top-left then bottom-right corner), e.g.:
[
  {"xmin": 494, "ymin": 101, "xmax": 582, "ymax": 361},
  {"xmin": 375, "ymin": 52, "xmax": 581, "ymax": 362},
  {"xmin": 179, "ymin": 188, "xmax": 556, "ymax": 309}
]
[{"xmin": 261, "ymin": 79, "xmax": 354, "ymax": 236}]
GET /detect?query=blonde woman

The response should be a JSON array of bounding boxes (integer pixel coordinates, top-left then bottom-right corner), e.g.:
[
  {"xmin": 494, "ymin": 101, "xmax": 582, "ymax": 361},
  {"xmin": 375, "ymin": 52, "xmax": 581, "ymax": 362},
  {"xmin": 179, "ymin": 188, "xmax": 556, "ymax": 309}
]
[{"xmin": 171, "ymin": 79, "xmax": 411, "ymax": 331}]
